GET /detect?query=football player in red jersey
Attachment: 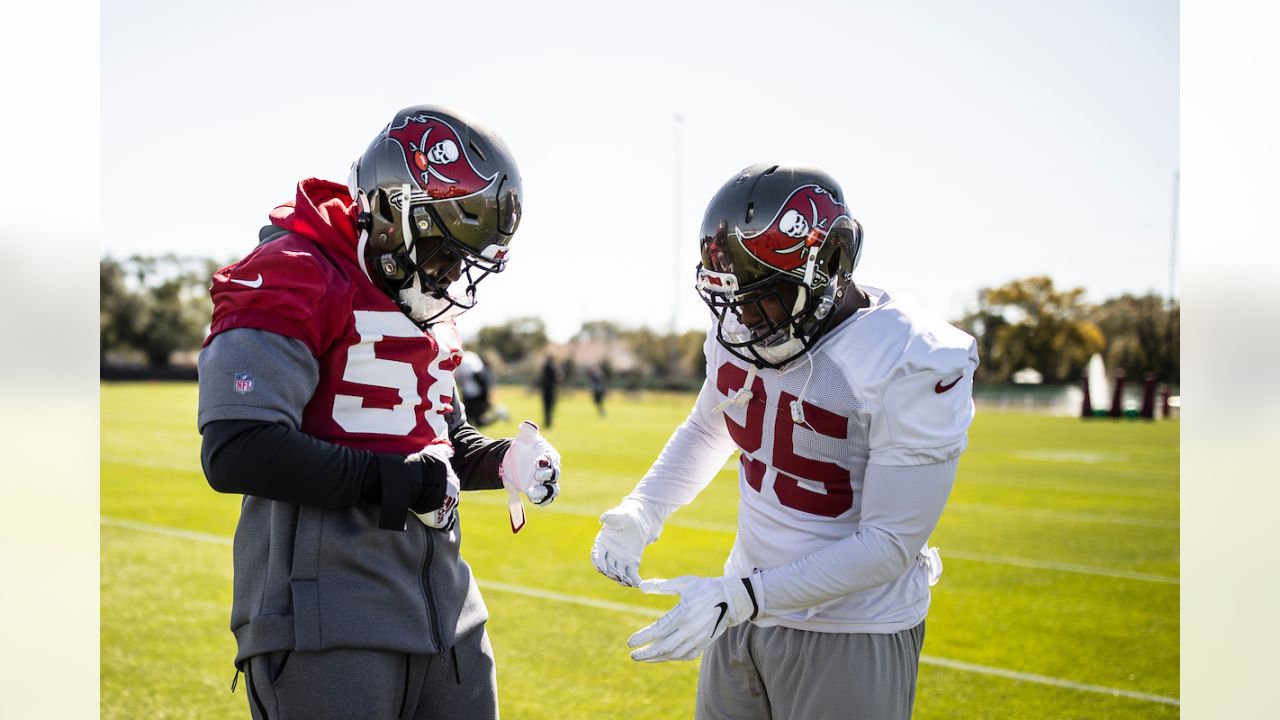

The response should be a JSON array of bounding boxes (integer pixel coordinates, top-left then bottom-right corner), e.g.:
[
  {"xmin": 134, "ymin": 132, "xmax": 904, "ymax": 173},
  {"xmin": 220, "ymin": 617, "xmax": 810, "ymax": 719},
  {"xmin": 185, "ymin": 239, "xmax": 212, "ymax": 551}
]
[
  {"xmin": 198, "ymin": 106, "xmax": 559, "ymax": 720},
  {"xmin": 591, "ymin": 164, "xmax": 979, "ymax": 720}
]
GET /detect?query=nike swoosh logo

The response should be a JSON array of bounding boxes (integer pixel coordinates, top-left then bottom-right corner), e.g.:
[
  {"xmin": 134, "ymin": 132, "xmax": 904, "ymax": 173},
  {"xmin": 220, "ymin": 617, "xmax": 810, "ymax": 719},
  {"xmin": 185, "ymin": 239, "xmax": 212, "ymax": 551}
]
[
  {"xmin": 935, "ymin": 376, "xmax": 962, "ymax": 393},
  {"xmin": 230, "ymin": 274, "xmax": 263, "ymax": 288},
  {"xmin": 711, "ymin": 602, "xmax": 728, "ymax": 637}
]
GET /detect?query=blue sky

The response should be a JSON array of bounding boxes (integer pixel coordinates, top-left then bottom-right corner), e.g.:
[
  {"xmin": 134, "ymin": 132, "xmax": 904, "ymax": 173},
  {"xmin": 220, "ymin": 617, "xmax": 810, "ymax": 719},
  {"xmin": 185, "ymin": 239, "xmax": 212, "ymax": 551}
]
[{"xmin": 101, "ymin": 0, "xmax": 1178, "ymax": 340}]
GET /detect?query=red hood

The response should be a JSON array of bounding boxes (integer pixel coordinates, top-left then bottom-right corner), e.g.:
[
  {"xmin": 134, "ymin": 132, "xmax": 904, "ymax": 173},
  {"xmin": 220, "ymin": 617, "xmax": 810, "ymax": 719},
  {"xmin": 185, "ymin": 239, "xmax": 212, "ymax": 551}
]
[{"xmin": 268, "ymin": 178, "xmax": 361, "ymax": 264}]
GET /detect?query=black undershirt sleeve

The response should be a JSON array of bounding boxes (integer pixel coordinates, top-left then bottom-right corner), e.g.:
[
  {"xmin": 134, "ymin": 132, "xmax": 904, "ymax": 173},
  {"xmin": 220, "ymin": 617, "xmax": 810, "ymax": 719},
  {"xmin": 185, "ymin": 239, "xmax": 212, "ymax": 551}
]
[
  {"xmin": 449, "ymin": 422, "xmax": 510, "ymax": 491},
  {"xmin": 201, "ymin": 419, "xmax": 448, "ymax": 530}
]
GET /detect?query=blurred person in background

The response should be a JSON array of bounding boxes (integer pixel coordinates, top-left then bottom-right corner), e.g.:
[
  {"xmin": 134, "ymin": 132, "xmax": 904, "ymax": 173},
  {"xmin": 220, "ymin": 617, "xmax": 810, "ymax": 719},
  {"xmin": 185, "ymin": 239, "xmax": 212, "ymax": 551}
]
[
  {"xmin": 592, "ymin": 163, "xmax": 977, "ymax": 720},
  {"xmin": 197, "ymin": 105, "xmax": 561, "ymax": 720},
  {"xmin": 588, "ymin": 365, "xmax": 608, "ymax": 418},
  {"xmin": 539, "ymin": 355, "xmax": 559, "ymax": 429},
  {"xmin": 455, "ymin": 350, "xmax": 497, "ymax": 427}
]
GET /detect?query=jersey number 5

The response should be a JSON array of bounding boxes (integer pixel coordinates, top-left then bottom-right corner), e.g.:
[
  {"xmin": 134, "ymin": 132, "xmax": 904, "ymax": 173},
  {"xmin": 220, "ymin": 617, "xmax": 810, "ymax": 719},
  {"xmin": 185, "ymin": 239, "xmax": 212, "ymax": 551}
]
[
  {"xmin": 332, "ymin": 311, "xmax": 446, "ymax": 436},
  {"xmin": 717, "ymin": 363, "xmax": 853, "ymax": 517}
]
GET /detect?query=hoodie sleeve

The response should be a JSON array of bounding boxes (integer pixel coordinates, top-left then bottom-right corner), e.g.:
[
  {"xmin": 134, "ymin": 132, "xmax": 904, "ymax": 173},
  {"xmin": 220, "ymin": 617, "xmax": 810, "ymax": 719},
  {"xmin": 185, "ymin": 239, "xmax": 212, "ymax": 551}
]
[{"xmin": 207, "ymin": 237, "xmax": 348, "ymax": 357}]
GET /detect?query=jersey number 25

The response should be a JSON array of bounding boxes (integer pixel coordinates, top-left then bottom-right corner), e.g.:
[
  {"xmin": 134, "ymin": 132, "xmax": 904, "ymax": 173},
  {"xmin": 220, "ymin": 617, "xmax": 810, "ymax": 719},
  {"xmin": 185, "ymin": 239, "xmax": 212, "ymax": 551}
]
[{"xmin": 717, "ymin": 363, "xmax": 853, "ymax": 518}]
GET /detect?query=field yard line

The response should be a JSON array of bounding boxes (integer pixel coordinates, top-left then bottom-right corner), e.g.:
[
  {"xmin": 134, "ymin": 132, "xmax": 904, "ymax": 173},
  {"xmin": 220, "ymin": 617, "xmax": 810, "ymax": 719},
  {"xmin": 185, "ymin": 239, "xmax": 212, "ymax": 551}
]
[
  {"xmin": 100, "ymin": 456, "xmax": 203, "ymax": 475},
  {"xmin": 99, "ymin": 454, "xmax": 1177, "ymax": 532},
  {"xmin": 961, "ymin": 477, "xmax": 1178, "ymax": 500},
  {"xmin": 102, "ymin": 509, "xmax": 1177, "ymax": 584},
  {"xmin": 471, "ymin": 584, "xmax": 1181, "ymax": 707},
  {"xmin": 102, "ymin": 516, "xmax": 233, "ymax": 545},
  {"xmin": 456, "ymin": 497, "xmax": 1182, "ymax": 585},
  {"xmin": 941, "ymin": 550, "xmax": 1179, "ymax": 585},
  {"xmin": 478, "ymin": 579, "xmax": 663, "ymax": 618},
  {"xmin": 946, "ymin": 502, "xmax": 1179, "ymax": 529},
  {"xmin": 917, "ymin": 657, "xmax": 1179, "ymax": 707},
  {"xmin": 100, "ymin": 516, "xmax": 1179, "ymax": 708}
]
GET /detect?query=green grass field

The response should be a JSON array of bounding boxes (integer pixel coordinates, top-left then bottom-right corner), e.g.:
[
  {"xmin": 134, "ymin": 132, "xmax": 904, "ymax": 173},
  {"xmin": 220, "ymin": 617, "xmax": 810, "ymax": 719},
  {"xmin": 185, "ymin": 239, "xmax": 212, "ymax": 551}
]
[{"xmin": 101, "ymin": 383, "xmax": 1179, "ymax": 718}]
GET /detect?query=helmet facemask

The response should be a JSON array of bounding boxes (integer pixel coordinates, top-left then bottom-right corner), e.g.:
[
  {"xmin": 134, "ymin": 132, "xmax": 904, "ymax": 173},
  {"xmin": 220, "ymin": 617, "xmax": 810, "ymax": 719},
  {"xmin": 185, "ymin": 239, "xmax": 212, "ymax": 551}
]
[
  {"xmin": 362, "ymin": 186, "xmax": 509, "ymax": 326},
  {"xmin": 698, "ymin": 266, "xmax": 838, "ymax": 369}
]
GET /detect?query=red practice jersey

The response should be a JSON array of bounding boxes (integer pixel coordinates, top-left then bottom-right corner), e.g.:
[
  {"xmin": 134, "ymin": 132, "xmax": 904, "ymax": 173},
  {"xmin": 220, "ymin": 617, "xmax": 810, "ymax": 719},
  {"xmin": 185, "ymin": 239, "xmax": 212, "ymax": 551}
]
[{"xmin": 207, "ymin": 232, "xmax": 462, "ymax": 455}]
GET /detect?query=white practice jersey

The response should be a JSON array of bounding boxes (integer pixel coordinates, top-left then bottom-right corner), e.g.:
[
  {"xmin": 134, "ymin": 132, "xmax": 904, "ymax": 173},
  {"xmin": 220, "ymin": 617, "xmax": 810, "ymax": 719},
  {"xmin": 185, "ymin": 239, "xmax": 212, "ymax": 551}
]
[{"xmin": 632, "ymin": 285, "xmax": 978, "ymax": 634}]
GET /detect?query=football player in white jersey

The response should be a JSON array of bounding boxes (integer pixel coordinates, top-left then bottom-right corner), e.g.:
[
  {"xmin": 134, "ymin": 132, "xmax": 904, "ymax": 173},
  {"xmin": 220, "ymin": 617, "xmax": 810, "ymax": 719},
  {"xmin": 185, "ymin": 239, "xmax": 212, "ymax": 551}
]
[{"xmin": 591, "ymin": 163, "xmax": 978, "ymax": 719}]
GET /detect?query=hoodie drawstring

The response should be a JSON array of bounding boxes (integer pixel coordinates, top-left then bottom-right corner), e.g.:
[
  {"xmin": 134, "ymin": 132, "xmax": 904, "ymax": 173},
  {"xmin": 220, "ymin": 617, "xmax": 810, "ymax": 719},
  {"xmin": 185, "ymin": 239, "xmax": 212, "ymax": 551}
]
[
  {"xmin": 790, "ymin": 353, "xmax": 816, "ymax": 426},
  {"xmin": 713, "ymin": 353, "xmax": 815, "ymax": 422}
]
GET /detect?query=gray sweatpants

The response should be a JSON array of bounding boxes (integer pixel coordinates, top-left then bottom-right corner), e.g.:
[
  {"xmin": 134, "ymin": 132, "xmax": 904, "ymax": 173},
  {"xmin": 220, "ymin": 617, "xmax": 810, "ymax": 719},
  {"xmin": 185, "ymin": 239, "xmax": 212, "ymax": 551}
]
[
  {"xmin": 697, "ymin": 621, "xmax": 926, "ymax": 720},
  {"xmin": 243, "ymin": 626, "xmax": 497, "ymax": 720}
]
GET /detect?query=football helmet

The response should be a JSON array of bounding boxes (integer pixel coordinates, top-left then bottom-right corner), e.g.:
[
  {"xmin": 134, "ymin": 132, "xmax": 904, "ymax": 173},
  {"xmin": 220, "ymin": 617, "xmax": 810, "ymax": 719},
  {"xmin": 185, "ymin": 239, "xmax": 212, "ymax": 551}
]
[
  {"xmin": 349, "ymin": 105, "xmax": 522, "ymax": 326},
  {"xmin": 696, "ymin": 163, "xmax": 862, "ymax": 369}
]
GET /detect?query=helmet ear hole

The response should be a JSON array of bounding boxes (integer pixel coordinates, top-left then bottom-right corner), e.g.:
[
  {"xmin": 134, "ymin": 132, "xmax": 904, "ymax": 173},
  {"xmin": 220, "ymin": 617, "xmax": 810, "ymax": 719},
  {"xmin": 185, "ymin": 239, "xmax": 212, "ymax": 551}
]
[
  {"xmin": 745, "ymin": 202, "xmax": 754, "ymax": 223},
  {"xmin": 828, "ymin": 245, "xmax": 843, "ymax": 283},
  {"xmin": 455, "ymin": 200, "xmax": 481, "ymax": 224},
  {"xmin": 373, "ymin": 189, "xmax": 395, "ymax": 224},
  {"xmin": 849, "ymin": 219, "xmax": 864, "ymax": 271},
  {"xmin": 498, "ymin": 178, "xmax": 521, "ymax": 235}
]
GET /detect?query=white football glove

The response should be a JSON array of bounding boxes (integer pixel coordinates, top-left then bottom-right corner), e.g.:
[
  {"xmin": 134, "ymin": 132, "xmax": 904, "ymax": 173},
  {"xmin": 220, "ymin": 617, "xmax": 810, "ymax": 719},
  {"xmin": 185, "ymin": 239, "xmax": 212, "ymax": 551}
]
[
  {"xmin": 408, "ymin": 444, "xmax": 459, "ymax": 531},
  {"xmin": 627, "ymin": 575, "xmax": 758, "ymax": 662},
  {"xmin": 500, "ymin": 422, "xmax": 560, "ymax": 532},
  {"xmin": 590, "ymin": 501, "xmax": 651, "ymax": 587}
]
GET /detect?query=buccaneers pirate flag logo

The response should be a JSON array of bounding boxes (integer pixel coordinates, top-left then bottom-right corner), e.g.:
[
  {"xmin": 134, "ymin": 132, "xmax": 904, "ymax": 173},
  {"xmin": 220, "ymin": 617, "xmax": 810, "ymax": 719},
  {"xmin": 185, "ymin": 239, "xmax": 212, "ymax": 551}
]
[
  {"xmin": 736, "ymin": 184, "xmax": 851, "ymax": 282},
  {"xmin": 386, "ymin": 114, "xmax": 498, "ymax": 201}
]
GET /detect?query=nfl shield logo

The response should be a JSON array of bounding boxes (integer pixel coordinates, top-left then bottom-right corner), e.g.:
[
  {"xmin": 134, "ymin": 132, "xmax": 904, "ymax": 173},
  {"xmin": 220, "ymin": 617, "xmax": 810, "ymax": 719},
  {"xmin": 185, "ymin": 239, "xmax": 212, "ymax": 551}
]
[{"xmin": 233, "ymin": 372, "xmax": 254, "ymax": 394}]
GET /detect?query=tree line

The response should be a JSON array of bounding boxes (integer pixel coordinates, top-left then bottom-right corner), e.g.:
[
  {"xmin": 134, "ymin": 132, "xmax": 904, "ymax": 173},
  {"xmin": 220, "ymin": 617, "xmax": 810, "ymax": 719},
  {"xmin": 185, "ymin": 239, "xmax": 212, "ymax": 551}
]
[
  {"xmin": 101, "ymin": 255, "xmax": 219, "ymax": 368},
  {"xmin": 100, "ymin": 257, "xmax": 1178, "ymax": 385},
  {"xmin": 954, "ymin": 276, "xmax": 1178, "ymax": 384}
]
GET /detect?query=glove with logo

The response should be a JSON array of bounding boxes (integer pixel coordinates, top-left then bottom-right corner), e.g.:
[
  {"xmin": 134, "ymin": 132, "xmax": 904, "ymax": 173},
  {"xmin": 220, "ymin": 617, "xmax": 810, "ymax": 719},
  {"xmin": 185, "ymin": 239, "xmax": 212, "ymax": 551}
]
[
  {"xmin": 627, "ymin": 575, "xmax": 759, "ymax": 662},
  {"xmin": 407, "ymin": 444, "xmax": 459, "ymax": 531},
  {"xmin": 500, "ymin": 422, "xmax": 560, "ymax": 532}
]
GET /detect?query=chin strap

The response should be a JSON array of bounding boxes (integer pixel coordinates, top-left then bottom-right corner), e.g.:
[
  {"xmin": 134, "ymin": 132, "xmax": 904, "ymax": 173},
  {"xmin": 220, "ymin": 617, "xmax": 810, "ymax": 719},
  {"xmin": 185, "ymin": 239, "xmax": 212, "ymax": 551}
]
[{"xmin": 714, "ymin": 363, "xmax": 758, "ymax": 413}]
